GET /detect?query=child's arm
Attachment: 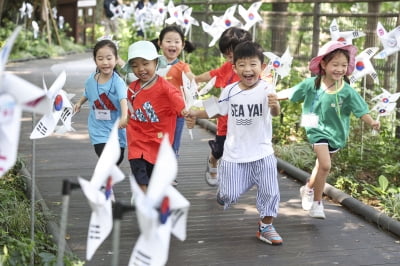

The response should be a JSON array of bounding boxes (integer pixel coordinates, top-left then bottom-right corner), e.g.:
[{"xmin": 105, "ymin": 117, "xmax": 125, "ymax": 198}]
[
  {"xmin": 361, "ymin": 114, "xmax": 380, "ymax": 131},
  {"xmin": 73, "ymin": 96, "xmax": 88, "ymax": 113},
  {"xmin": 184, "ymin": 109, "xmax": 210, "ymax": 129},
  {"xmin": 195, "ymin": 71, "xmax": 211, "ymax": 83},
  {"xmin": 268, "ymin": 93, "xmax": 281, "ymax": 117},
  {"xmin": 119, "ymin": 98, "xmax": 128, "ymax": 128}
]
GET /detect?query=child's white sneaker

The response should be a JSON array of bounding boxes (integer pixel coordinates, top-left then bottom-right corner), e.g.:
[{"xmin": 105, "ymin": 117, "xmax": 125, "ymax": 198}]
[
  {"xmin": 300, "ymin": 185, "xmax": 314, "ymax": 211},
  {"xmin": 309, "ymin": 201, "xmax": 326, "ymax": 219}
]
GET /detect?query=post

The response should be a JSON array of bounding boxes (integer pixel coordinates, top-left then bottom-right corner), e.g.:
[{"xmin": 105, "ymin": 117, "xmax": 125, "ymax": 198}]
[{"xmin": 56, "ymin": 180, "xmax": 81, "ymax": 266}]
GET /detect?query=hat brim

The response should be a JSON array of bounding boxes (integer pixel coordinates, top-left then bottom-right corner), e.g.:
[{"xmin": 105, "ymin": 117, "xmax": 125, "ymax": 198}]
[
  {"xmin": 122, "ymin": 55, "xmax": 168, "ymax": 74},
  {"xmin": 309, "ymin": 42, "xmax": 357, "ymax": 76}
]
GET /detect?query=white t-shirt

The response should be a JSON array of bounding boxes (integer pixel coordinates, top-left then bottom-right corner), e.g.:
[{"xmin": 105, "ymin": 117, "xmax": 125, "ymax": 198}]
[{"xmin": 218, "ymin": 79, "xmax": 275, "ymax": 163}]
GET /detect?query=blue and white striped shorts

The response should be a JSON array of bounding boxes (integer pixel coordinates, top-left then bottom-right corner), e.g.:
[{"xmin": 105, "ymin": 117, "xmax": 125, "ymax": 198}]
[{"xmin": 218, "ymin": 154, "xmax": 280, "ymax": 218}]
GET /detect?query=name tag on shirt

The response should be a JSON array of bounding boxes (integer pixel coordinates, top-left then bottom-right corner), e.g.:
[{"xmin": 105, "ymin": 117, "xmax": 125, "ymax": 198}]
[
  {"xmin": 301, "ymin": 113, "xmax": 319, "ymax": 128},
  {"xmin": 95, "ymin": 109, "xmax": 111, "ymax": 120}
]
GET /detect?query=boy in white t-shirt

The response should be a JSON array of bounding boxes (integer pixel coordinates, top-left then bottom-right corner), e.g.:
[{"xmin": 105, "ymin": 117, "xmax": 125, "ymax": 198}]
[{"xmin": 186, "ymin": 41, "xmax": 282, "ymax": 245}]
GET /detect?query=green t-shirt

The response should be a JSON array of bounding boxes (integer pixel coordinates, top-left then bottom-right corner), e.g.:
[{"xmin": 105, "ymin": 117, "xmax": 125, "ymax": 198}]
[{"xmin": 290, "ymin": 77, "xmax": 369, "ymax": 149}]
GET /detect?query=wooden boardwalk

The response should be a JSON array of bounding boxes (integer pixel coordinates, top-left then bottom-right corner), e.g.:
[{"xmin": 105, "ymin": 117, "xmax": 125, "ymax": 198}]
[{"xmin": 9, "ymin": 53, "xmax": 400, "ymax": 265}]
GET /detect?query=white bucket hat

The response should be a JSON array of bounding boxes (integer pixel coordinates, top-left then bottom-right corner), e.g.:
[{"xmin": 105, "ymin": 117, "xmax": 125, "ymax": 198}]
[{"xmin": 122, "ymin": 40, "xmax": 167, "ymax": 73}]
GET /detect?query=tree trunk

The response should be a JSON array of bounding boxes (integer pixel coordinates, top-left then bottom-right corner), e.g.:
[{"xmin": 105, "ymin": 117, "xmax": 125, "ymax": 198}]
[{"xmin": 271, "ymin": 3, "xmax": 288, "ymax": 55}]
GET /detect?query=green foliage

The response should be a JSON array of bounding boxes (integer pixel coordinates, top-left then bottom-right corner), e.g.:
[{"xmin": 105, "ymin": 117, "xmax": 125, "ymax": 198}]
[
  {"xmin": 274, "ymin": 142, "xmax": 315, "ymax": 172},
  {"xmin": 0, "ymin": 165, "xmax": 83, "ymax": 265},
  {"xmin": 335, "ymin": 176, "xmax": 361, "ymax": 198},
  {"xmin": 0, "ymin": 20, "xmax": 85, "ymax": 60}
]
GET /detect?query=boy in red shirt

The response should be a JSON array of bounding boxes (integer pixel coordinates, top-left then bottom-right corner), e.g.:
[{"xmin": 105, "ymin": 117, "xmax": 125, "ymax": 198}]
[{"xmin": 123, "ymin": 40, "xmax": 187, "ymax": 191}]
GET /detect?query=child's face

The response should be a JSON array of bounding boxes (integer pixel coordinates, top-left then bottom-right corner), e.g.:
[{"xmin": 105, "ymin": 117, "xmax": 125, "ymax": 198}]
[
  {"xmin": 95, "ymin": 46, "xmax": 117, "ymax": 76},
  {"xmin": 130, "ymin": 58, "xmax": 157, "ymax": 83},
  {"xmin": 233, "ymin": 56, "xmax": 266, "ymax": 89},
  {"xmin": 321, "ymin": 52, "xmax": 349, "ymax": 82},
  {"xmin": 159, "ymin": 31, "xmax": 184, "ymax": 62},
  {"xmin": 223, "ymin": 50, "xmax": 234, "ymax": 63}
]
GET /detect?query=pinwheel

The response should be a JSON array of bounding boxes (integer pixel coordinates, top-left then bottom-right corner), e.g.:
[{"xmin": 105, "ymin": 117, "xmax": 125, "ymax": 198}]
[
  {"xmin": 30, "ymin": 71, "xmax": 75, "ymax": 139},
  {"xmin": 128, "ymin": 135, "xmax": 190, "ymax": 266},
  {"xmin": 349, "ymin": 47, "xmax": 379, "ymax": 84},
  {"xmin": 19, "ymin": 2, "xmax": 33, "ymax": 20},
  {"xmin": 238, "ymin": 1, "xmax": 263, "ymax": 31},
  {"xmin": 151, "ymin": 0, "xmax": 168, "ymax": 27},
  {"xmin": 58, "ymin": 16, "xmax": 64, "ymax": 29},
  {"xmin": 374, "ymin": 22, "xmax": 400, "ymax": 59},
  {"xmin": 32, "ymin": 20, "xmax": 39, "ymax": 39},
  {"xmin": 78, "ymin": 120, "xmax": 125, "ymax": 261},
  {"xmin": 213, "ymin": 4, "xmax": 242, "ymax": 30},
  {"xmin": 263, "ymin": 47, "xmax": 293, "ymax": 88},
  {"xmin": 371, "ymin": 88, "xmax": 400, "ymax": 117},
  {"xmin": 197, "ymin": 76, "xmax": 216, "ymax": 97},
  {"xmin": 108, "ymin": 1, "xmax": 124, "ymax": 20},
  {"xmin": 52, "ymin": 7, "xmax": 58, "ymax": 19},
  {"xmin": 164, "ymin": 0, "xmax": 188, "ymax": 25},
  {"xmin": 180, "ymin": 7, "xmax": 199, "ymax": 36},
  {"xmin": 201, "ymin": 19, "xmax": 226, "ymax": 47},
  {"xmin": 134, "ymin": 2, "xmax": 156, "ymax": 36},
  {"xmin": 329, "ymin": 18, "xmax": 365, "ymax": 45},
  {"xmin": 181, "ymin": 72, "xmax": 202, "ymax": 139},
  {"xmin": 0, "ymin": 27, "xmax": 52, "ymax": 177}
]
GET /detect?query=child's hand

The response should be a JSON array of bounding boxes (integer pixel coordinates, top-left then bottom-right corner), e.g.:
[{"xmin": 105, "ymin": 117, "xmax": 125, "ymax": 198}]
[
  {"xmin": 185, "ymin": 111, "xmax": 196, "ymax": 129},
  {"xmin": 73, "ymin": 103, "xmax": 81, "ymax": 114},
  {"xmin": 119, "ymin": 116, "xmax": 128, "ymax": 128},
  {"xmin": 371, "ymin": 120, "xmax": 380, "ymax": 131},
  {"xmin": 267, "ymin": 93, "xmax": 279, "ymax": 108}
]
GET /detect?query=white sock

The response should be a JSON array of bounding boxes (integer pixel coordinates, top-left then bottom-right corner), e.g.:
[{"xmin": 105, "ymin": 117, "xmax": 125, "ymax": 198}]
[{"xmin": 259, "ymin": 222, "xmax": 271, "ymax": 229}]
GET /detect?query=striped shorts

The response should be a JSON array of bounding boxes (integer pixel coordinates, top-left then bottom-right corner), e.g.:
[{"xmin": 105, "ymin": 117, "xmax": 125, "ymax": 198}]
[{"xmin": 218, "ymin": 154, "xmax": 280, "ymax": 218}]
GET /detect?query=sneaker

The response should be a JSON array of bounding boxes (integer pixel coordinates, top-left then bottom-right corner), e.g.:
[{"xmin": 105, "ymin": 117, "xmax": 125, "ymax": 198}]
[
  {"xmin": 172, "ymin": 179, "xmax": 178, "ymax": 186},
  {"xmin": 256, "ymin": 222, "xmax": 283, "ymax": 245},
  {"xmin": 205, "ymin": 156, "xmax": 218, "ymax": 187},
  {"xmin": 309, "ymin": 201, "xmax": 326, "ymax": 219},
  {"xmin": 300, "ymin": 185, "xmax": 314, "ymax": 211},
  {"xmin": 216, "ymin": 190, "xmax": 224, "ymax": 206}
]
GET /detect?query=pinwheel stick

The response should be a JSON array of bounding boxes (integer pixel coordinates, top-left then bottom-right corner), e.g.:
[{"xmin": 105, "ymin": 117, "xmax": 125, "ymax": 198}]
[
  {"xmin": 56, "ymin": 179, "xmax": 81, "ymax": 266},
  {"xmin": 112, "ymin": 202, "xmax": 135, "ymax": 266}
]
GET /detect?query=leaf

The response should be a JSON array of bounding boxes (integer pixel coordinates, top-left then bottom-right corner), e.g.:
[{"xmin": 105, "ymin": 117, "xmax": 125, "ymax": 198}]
[{"xmin": 378, "ymin": 175, "xmax": 389, "ymax": 192}]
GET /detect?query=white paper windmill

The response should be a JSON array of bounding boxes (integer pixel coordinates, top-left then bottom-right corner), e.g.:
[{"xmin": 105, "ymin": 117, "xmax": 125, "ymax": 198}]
[
  {"xmin": 128, "ymin": 135, "xmax": 190, "ymax": 266},
  {"xmin": 0, "ymin": 27, "xmax": 52, "ymax": 177},
  {"xmin": 164, "ymin": 0, "xmax": 188, "ymax": 25},
  {"xmin": 180, "ymin": 7, "xmax": 199, "ymax": 36},
  {"xmin": 201, "ymin": 19, "xmax": 226, "ymax": 47},
  {"xmin": 263, "ymin": 47, "xmax": 293, "ymax": 88},
  {"xmin": 238, "ymin": 1, "xmax": 263, "ymax": 31},
  {"xmin": 32, "ymin": 21, "xmax": 39, "ymax": 39},
  {"xmin": 371, "ymin": 88, "xmax": 400, "ymax": 117},
  {"xmin": 151, "ymin": 0, "xmax": 168, "ymax": 28},
  {"xmin": 30, "ymin": 71, "xmax": 75, "ymax": 139},
  {"xmin": 181, "ymin": 72, "xmax": 202, "ymax": 139},
  {"xmin": 134, "ymin": 4, "xmax": 154, "ymax": 35},
  {"xmin": 374, "ymin": 22, "xmax": 400, "ymax": 59},
  {"xmin": 349, "ymin": 47, "xmax": 379, "ymax": 85},
  {"xmin": 78, "ymin": 120, "xmax": 125, "ymax": 261},
  {"xmin": 197, "ymin": 76, "xmax": 216, "ymax": 97},
  {"xmin": 214, "ymin": 4, "xmax": 242, "ymax": 30},
  {"xmin": 330, "ymin": 18, "xmax": 365, "ymax": 45},
  {"xmin": 19, "ymin": 2, "xmax": 33, "ymax": 19}
]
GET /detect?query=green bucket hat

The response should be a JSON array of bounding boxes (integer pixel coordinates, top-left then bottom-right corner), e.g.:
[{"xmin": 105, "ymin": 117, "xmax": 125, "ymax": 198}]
[{"xmin": 122, "ymin": 40, "xmax": 167, "ymax": 73}]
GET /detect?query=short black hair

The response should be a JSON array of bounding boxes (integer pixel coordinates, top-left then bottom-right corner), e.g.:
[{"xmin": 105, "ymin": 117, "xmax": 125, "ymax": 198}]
[
  {"xmin": 233, "ymin": 41, "xmax": 264, "ymax": 64},
  {"xmin": 218, "ymin": 27, "xmax": 252, "ymax": 54}
]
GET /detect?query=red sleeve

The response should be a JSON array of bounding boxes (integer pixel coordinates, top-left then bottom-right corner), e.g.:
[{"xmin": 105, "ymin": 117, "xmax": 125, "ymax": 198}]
[{"xmin": 209, "ymin": 61, "xmax": 238, "ymax": 88}]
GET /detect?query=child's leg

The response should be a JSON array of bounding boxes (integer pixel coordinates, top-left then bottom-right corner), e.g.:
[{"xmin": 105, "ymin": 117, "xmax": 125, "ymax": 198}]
[
  {"xmin": 254, "ymin": 155, "xmax": 280, "ymax": 218},
  {"xmin": 218, "ymin": 160, "xmax": 253, "ymax": 207},
  {"xmin": 310, "ymin": 145, "xmax": 332, "ymax": 201},
  {"xmin": 129, "ymin": 158, "xmax": 154, "ymax": 192}
]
